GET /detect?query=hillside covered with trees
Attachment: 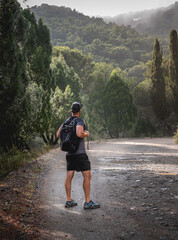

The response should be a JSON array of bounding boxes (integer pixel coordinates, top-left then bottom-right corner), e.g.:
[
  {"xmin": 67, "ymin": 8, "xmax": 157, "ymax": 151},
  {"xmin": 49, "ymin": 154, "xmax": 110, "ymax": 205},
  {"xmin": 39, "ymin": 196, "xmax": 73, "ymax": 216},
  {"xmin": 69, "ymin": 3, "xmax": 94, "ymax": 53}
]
[{"xmin": 30, "ymin": 4, "xmax": 155, "ymax": 70}]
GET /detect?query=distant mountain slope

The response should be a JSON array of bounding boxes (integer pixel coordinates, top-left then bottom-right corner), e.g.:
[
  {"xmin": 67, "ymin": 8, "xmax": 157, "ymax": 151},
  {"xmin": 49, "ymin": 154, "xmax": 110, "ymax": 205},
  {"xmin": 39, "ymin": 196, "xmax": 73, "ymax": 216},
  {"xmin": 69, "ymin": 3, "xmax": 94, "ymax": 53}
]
[
  {"xmin": 30, "ymin": 4, "xmax": 156, "ymax": 70},
  {"xmin": 104, "ymin": 2, "xmax": 178, "ymax": 37}
]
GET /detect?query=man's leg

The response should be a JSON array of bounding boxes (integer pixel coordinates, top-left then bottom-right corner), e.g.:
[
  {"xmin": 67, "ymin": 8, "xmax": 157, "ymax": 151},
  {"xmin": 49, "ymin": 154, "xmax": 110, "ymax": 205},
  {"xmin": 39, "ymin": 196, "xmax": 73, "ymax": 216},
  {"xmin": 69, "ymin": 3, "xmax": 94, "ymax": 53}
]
[
  {"xmin": 82, "ymin": 170, "xmax": 91, "ymax": 203},
  {"xmin": 65, "ymin": 170, "xmax": 75, "ymax": 202}
]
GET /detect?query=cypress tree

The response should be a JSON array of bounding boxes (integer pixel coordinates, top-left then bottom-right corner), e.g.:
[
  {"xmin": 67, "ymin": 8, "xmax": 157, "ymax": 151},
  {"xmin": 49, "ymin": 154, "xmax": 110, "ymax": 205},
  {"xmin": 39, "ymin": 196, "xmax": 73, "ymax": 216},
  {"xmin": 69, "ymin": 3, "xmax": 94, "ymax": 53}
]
[
  {"xmin": 87, "ymin": 62, "xmax": 114, "ymax": 136},
  {"xmin": 0, "ymin": 0, "xmax": 28, "ymax": 150},
  {"xmin": 169, "ymin": 30, "xmax": 178, "ymax": 114},
  {"xmin": 30, "ymin": 18, "xmax": 53, "ymax": 142},
  {"xmin": 103, "ymin": 70, "xmax": 137, "ymax": 138},
  {"xmin": 22, "ymin": 9, "xmax": 38, "ymax": 61},
  {"xmin": 150, "ymin": 39, "xmax": 167, "ymax": 123}
]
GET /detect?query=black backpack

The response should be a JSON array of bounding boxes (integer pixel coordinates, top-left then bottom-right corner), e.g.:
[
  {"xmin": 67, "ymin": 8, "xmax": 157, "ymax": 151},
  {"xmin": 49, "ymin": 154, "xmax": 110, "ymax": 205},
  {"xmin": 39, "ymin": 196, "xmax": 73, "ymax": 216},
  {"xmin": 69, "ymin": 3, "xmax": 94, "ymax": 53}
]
[{"xmin": 60, "ymin": 117, "xmax": 80, "ymax": 153}]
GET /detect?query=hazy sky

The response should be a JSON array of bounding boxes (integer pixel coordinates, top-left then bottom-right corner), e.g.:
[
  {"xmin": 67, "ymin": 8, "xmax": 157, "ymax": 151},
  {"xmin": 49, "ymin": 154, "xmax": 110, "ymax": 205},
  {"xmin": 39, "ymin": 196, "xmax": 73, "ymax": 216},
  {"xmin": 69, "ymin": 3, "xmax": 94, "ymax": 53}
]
[{"xmin": 18, "ymin": 0, "xmax": 177, "ymax": 16}]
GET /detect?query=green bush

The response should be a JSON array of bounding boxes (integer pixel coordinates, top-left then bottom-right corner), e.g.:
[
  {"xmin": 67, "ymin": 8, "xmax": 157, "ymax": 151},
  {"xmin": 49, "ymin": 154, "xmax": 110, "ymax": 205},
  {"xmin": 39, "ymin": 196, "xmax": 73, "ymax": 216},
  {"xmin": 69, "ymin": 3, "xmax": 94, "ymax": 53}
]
[
  {"xmin": 173, "ymin": 126, "xmax": 178, "ymax": 144},
  {"xmin": 0, "ymin": 146, "xmax": 37, "ymax": 179}
]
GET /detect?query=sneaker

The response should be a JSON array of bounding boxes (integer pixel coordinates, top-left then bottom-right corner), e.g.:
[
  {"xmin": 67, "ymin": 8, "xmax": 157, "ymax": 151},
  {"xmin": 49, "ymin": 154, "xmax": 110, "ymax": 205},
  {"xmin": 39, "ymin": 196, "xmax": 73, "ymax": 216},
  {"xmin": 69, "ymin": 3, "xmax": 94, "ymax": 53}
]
[
  {"xmin": 65, "ymin": 200, "xmax": 78, "ymax": 208},
  {"xmin": 84, "ymin": 200, "xmax": 100, "ymax": 209}
]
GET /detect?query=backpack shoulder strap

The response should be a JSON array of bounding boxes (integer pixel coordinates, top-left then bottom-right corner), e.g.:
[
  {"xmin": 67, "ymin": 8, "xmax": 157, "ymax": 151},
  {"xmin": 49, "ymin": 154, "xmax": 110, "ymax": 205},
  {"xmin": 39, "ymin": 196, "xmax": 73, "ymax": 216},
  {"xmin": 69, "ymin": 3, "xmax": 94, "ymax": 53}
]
[
  {"xmin": 63, "ymin": 117, "xmax": 72, "ymax": 126},
  {"xmin": 70, "ymin": 117, "xmax": 79, "ymax": 124}
]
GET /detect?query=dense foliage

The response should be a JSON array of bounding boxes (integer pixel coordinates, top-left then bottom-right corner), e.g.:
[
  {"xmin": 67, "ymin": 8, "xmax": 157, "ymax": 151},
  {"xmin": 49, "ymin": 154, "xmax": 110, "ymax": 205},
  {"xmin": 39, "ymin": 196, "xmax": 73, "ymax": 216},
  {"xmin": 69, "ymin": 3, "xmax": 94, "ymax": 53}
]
[
  {"xmin": 0, "ymin": 0, "xmax": 29, "ymax": 151},
  {"xmin": 0, "ymin": 0, "xmax": 178, "ymax": 156},
  {"xmin": 0, "ymin": 1, "xmax": 77, "ymax": 150},
  {"xmin": 103, "ymin": 71, "xmax": 137, "ymax": 138}
]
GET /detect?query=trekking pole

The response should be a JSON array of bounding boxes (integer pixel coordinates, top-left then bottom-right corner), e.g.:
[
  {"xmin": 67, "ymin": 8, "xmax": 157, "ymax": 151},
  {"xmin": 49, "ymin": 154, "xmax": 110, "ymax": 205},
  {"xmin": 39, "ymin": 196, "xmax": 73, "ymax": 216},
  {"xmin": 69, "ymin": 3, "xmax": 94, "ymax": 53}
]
[{"xmin": 85, "ymin": 120, "xmax": 90, "ymax": 150}]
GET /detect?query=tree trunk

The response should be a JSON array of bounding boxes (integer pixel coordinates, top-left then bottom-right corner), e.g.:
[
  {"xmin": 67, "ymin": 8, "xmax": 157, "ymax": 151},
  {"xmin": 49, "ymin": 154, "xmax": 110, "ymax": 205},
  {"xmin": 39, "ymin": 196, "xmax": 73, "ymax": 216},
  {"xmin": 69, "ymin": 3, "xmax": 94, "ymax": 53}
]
[{"xmin": 42, "ymin": 134, "xmax": 48, "ymax": 144}]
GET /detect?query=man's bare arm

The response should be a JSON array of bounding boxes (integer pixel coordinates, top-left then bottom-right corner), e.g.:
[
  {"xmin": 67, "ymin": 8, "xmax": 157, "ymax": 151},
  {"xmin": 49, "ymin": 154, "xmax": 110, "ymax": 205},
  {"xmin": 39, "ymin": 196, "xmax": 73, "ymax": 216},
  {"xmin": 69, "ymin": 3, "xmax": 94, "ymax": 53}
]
[
  {"xmin": 76, "ymin": 125, "xmax": 89, "ymax": 138},
  {"xmin": 56, "ymin": 126, "xmax": 62, "ymax": 138}
]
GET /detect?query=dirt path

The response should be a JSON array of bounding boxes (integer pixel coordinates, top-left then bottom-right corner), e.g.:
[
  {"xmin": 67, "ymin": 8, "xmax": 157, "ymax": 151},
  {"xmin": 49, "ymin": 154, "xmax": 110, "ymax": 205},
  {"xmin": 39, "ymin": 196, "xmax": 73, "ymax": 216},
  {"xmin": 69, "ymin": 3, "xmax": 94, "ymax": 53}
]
[{"xmin": 1, "ymin": 138, "xmax": 178, "ymax": 240}]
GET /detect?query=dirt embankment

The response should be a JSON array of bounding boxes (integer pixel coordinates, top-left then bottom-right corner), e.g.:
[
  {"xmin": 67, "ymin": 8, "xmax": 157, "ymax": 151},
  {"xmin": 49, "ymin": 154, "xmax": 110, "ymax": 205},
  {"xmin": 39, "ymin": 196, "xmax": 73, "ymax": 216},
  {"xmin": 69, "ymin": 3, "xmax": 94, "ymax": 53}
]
[{"xmin": 0, "ymin": 138, "xmax": 178, "ymax": 240}]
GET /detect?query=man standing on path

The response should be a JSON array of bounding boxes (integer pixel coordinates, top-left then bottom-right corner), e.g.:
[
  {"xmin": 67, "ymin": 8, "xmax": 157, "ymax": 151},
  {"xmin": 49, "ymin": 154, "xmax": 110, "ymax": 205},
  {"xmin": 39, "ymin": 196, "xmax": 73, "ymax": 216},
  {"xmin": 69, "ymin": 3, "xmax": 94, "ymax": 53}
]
[{"xmin": 56, "ymin": 102, "xmax": 100, "ymax": 209}]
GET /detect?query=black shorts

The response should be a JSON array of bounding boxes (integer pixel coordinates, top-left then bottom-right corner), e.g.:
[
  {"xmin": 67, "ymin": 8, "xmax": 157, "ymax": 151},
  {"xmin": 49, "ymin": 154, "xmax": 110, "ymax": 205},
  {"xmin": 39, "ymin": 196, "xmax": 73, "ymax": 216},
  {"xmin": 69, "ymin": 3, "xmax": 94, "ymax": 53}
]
[{"xmin": 66, "ymin": 153, "xmax": 91, "ymax": 172}]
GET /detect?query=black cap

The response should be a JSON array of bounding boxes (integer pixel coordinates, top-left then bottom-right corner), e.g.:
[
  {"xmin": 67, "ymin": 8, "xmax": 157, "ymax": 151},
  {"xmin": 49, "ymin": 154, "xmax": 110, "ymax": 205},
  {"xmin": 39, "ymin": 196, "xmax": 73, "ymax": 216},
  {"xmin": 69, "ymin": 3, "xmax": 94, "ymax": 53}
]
[{"xmin": 71, "ymin": 102, "xmax": 82, "ymax": 113}]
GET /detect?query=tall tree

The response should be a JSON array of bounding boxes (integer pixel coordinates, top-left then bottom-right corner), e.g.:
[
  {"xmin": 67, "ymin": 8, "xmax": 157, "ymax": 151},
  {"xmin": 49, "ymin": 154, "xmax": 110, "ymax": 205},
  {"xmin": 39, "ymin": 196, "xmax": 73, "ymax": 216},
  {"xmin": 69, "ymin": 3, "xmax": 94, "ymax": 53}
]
[
  {"xmin": 150, "ymin": 39, "xmax": 167, "ymax": 124},
  {"xmin": 22, "ymin": 9, "xmax": 38, "ymax": 61},
  {"xmin": 103, "ymin": 70, "xmax": 137, "ymax": 138},
  {"xmin": 169, "ymin": 30, "xmax": 178, "ymax": 114},
  {"xmin": 87, "ymin": 62, "xmax": 114, "ymax": 136},
  {"xmin": 0, "ymin": 0, "xmax": 29, "ymax": 150},
  {"xmin": 30, "ymin": 18, "xmax": 53, "ymax": 140}
]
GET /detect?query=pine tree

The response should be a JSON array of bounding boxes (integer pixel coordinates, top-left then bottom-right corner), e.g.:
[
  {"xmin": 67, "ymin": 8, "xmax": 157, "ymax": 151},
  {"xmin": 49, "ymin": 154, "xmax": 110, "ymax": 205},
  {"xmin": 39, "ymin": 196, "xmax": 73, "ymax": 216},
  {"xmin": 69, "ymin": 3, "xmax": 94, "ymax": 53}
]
[
  {"xmin": 169, "ymin": 30, "xmax": 178, "ymax": 114},
  {"xmin": 150, "ymin": 39, "xmax": 167, "ymax": 123}
]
